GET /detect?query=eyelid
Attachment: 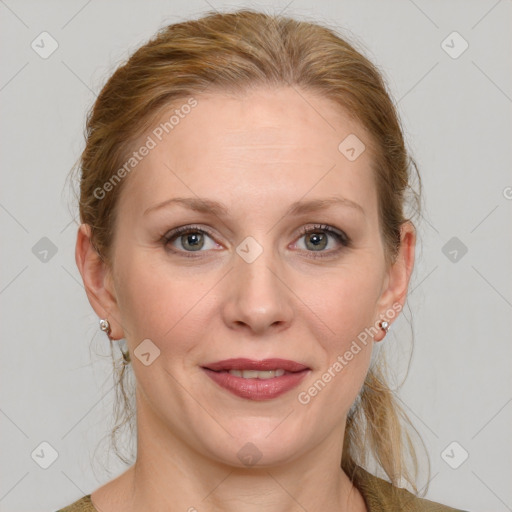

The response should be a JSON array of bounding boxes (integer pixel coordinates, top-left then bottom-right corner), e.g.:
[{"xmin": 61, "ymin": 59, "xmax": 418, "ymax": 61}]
[
  {"xmin": 162, "ymin": 224, "xmax": 215, "ymax": 240},
  {"xmin": 297, "ymin": 224, "xmax": 350, "ymax": 244},
  {"xmin": 161, "ymin": 224, "xmax": 219, "ymax": 248}
]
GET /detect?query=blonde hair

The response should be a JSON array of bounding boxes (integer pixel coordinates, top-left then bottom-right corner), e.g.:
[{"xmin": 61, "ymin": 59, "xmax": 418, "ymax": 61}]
[{"xmin": 74, "ymin": 8, "xmax": 428, "ymax": 495}]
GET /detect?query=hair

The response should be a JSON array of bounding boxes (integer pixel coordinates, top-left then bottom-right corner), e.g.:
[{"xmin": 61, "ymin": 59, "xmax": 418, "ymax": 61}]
[{"xmin": 72, "ymin": 8, "xmax": 428, "ymax": 497}]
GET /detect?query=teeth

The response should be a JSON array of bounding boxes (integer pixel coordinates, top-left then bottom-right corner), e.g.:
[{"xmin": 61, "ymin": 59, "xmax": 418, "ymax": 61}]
[{"xmin": 228, "ymin": 369, "xmax": 286, "ymax": 379}]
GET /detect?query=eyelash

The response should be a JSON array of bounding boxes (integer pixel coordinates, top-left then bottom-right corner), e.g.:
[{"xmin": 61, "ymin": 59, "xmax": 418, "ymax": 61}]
[{"xmin": 161, "ymin": 224, "xmax": 351, "ymax": 259}]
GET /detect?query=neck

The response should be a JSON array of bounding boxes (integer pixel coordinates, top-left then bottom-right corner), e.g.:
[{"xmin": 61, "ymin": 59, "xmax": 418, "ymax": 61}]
[{"xmin": 92, "ymin": 395, "xmax": 367, "ymax": 512}]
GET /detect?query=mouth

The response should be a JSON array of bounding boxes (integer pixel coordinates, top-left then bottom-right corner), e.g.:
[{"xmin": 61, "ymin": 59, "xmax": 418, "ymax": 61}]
[{"xmin": 201, "ymin": 358, "xmax": 310, "ymax": 401}]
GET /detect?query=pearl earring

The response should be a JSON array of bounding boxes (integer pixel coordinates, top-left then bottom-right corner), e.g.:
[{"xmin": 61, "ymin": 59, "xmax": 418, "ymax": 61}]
[
  {"xmin": 379, "ymin": 320, "xmax": 390, "ymax": 333},
  {"xmin": 99, "ymin": 318, "xmax": 111, "ymax": 336}
]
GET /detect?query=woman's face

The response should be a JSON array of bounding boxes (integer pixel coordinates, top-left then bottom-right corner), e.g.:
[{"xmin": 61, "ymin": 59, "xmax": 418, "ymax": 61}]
[{"xmin": 84, "ymin": 86, "xmax": 414, "ymax": 467}]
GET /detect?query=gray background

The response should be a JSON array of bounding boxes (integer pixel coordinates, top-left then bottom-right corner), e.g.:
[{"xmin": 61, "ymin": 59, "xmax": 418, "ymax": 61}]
[{"xmin": 1, "ymin": 1, "xmax": 511, "ymax": 511}]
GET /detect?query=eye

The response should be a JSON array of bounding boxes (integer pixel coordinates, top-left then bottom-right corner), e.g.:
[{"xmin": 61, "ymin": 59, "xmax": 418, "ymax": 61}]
[
  {"xmin": 161, "ymin": 223, "xmax": 350, "ymax": 259},
  {"xmin": 294, "ymin": 224, "xmax": 350, "ymax": 258},
  {"xmin": 162, "ymin": 225, "xmax": 219, "ymax": 255}
]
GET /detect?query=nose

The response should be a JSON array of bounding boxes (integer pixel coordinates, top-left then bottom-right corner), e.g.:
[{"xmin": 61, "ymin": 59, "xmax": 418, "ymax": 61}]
[{"xmin": 221, "ymin": 241, "xmax": 294, "ymax": 336}]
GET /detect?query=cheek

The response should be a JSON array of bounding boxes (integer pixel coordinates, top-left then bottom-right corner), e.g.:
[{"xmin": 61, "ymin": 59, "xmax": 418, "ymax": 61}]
[
  {"xmin": 115, "ymin": 254, "xmax": 213, "ymax": 348},
  {"xmin": 306, "ymin": 264, "xmax": 382, "ymax": 340},
  {"xmin": 300, "ymin": 265, "xmax": 380, "ymax": 393},
  {"xmin": 114, "ymin": 243, "xmax": 384, "ymax": 364}
]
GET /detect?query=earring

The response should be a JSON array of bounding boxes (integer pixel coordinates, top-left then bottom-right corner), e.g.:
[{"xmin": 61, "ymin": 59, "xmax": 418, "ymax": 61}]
[
  {"xmin": 379, "ymin": 320, "xmax": 390, "ymax": 333},
  {"xmin": 99, "ymin": 318, "xmax": 111, "ymax": 336}
]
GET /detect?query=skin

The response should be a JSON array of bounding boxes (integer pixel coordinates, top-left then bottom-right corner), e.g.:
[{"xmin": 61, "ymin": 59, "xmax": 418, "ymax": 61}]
[{"xmin": 76, "ymin": 86, "xmax": 415, "ymax": 512}]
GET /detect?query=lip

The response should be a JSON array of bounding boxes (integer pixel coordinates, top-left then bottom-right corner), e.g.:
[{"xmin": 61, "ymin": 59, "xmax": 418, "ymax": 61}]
[
  {"xmin": 201, "ymin": 358, "xmax": 310, "ymax": 401},
  {"xmin": 202, "ymin": 358, "xmax": 309, "ymax": 372}
]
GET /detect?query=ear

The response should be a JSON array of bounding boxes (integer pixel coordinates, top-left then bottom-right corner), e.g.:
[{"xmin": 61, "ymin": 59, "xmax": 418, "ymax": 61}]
[
  {"xmin": 374, "ymin": 221, "xmax": 416, "ymax": 341},
  {"xmin": 75, "ymin": 224, "xmax": 124, "ymax": 340}
]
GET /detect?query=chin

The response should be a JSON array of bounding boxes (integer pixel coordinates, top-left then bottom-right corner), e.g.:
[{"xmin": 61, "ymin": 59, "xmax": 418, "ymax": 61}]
[{"xmin": 204, "ymin": 423, "xmax": 307, "ymax": 468}]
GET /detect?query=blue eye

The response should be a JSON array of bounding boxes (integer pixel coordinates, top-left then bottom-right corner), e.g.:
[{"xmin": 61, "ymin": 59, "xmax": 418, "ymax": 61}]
[
  {"xmin": 295, "ymin": 224, "xmax": 350, "ymax": 258},
  {"xmin": 162, "ymin": 225, "xmax": 218, "ymax": 255},
  {"xmin": 162, "ymin": 223, "xmax": 350, "ymax": 259}
]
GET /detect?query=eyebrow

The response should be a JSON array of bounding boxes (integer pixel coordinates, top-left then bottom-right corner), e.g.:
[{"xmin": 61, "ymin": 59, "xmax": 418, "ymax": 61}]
[{"xmin": 143, "ymin": 196, "xmax": 365, "ymax": 217}]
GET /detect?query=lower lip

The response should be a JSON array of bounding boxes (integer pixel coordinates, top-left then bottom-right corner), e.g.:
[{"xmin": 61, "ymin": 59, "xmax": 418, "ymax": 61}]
[{"xmin": 202, "ymin": 368, "xmax": 310, "ymax": 401}]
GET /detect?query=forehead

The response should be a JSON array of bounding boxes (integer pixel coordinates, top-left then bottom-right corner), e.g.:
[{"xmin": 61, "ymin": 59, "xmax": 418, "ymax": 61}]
[{"xmin": 118, "ymin": 86, "xmax": 378, "ymax": 221}]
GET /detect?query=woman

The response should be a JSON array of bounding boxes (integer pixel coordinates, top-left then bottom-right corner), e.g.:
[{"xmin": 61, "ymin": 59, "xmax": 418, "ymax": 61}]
[{"xmin": 58, "ymin": 9, "xmax": 468, "ymax": 512}]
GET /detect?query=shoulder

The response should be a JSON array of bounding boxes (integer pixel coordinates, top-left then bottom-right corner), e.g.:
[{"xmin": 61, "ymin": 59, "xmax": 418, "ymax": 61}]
[
  {"xmin": 55, "ymin": 495, "xmax": 97, "ymax": 512},
  {"xmin": 351, "ymin": 465, "xmax": 470, "ymax": 512},
  {"xmin": 55, "ymin": 470, "xmax": 471, "ymax": 512}
]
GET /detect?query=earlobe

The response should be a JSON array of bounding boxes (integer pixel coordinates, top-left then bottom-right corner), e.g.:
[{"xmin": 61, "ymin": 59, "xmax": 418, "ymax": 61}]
[{"xmin": 75, "ymin": 224, "xmax": 124, "ymax": 340}]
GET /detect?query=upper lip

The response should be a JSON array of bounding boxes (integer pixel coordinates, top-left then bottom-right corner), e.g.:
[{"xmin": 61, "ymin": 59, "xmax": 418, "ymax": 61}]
[{"xmin": 202, "ymin": 358, "xmax": 309, "ymax": 372}]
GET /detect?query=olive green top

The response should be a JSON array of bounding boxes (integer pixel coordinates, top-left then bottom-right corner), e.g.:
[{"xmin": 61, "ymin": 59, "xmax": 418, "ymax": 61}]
[{"xmin": 56, "ymin": 465, "xmax": 469, "ymax": 512}]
